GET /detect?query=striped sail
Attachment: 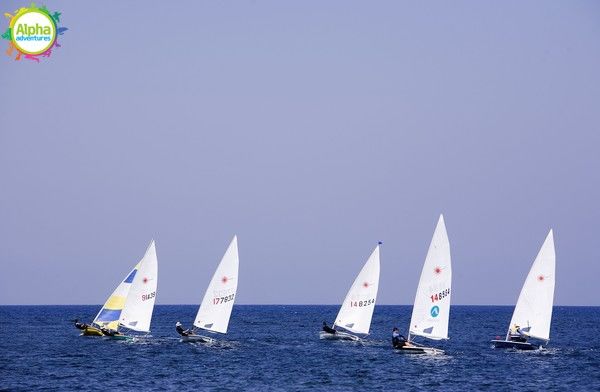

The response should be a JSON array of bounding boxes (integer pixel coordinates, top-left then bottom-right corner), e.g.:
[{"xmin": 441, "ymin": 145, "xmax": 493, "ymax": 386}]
[{"xmin": 93, "ymin": 263, "xmax": 140, "ymax": 330}]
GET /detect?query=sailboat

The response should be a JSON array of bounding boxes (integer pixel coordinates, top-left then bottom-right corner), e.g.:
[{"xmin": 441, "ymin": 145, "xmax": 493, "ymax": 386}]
[
  {"xmin": 395, "ymin": 215, "xmax": 451, "ymax": 354},
  {"xmin": 78, "ymin": 241, "xmax": 158, "ymax": 340},
  {"xmin": 319, "ymin": 243, "xmax": 381, "ymax": 341},
  {"xmin": 491, "ymin": 230, "xmax": 555, "ymax": 350},
  {"xmin": 180, "ymin": 236, "xmax": 239, "ymax": 343}
]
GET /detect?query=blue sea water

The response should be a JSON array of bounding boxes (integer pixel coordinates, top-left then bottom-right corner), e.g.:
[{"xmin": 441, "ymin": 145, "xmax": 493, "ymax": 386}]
[{"xmin": 1, "ymin": 305, "xmax": 599, "ymax": 391}]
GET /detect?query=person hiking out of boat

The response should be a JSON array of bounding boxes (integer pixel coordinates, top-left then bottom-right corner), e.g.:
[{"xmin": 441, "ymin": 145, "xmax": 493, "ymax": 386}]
[
  {"xmin": 392, "ymin": 327, "xmax": 409, "ymax": 348},
  {"xmin": 509, "ymin": 325, "xmax": 528, "ymax": 343},
  {"xmin": 74, "ymin": 319, "xmax": 89, "ymax": 330},
  {"xmin": 322, "ymin": 321, "xmax": 336, "ymax": 334},
  {"xmin": 100, "ymin": 326, "xmax": 117, "ymax": 336},
  {"xmin": 176, "ymin": 321, "xmax": 193, "ymax": 336}
]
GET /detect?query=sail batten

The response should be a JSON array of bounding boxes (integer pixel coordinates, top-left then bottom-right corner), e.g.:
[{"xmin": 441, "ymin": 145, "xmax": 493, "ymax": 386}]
[
  {"xmin": 408, "ymin": 215, "xmax": 452, "ymax": 342},
  {"xmin": 333, "ymin": 245, "xmax": 380, "ymax": 336},
  {"xmin": 508, "ymin": 230, "xmax": 555, "ymax": 341},
  {"xmin": 194, "ymin": 236, "xmax": 239, "ymax": 334}
]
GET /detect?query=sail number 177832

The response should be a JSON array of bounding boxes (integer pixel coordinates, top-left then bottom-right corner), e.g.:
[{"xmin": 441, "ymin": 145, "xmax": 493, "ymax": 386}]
[{"xmin": 213, "ymin": 293, "xmax": 235, "ymax": 305}]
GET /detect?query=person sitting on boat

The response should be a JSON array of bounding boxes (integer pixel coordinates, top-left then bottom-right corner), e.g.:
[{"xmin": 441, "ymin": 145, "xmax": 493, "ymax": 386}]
[
  {"xmin": 176, "ymin": 321, "xmax": 193, "ymax": 336},
  {"xmin": 508, "ymin": 325, "xmax": 528, "ymax": 343},
  {"xmin": 73, "ymin": 319, "xmax": 89, "ymax": 330},
  {"xmin": 392, "ymin": 327, "xmax": 411, "ymax": 348},
  {"xmin": 322, "ymin": 321, "xmax": 337, "ymax": 335},
  {"xmin": 100, "ymin": 326, "xmax": 118, "ymax": 336}
]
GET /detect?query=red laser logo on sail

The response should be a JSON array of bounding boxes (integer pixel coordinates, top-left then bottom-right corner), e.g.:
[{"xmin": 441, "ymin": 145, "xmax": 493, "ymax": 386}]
[
  {"xmin": 434, "ymin": 266, "xmax": 442, "ymax": 275},
  {"xmin": 538, "ymin": 275, "xmax": 545, "ymax": 282},
  {"xmin": 143, "ymin": 277, "xmax": 148, "ymax": 284},
  {"xmin": 222, "ymin": 276, "xmax": 228, "ymax": 284},
  {"xmin": 363, "ymin": 282, "xmax": 369, "ymax": 288}
]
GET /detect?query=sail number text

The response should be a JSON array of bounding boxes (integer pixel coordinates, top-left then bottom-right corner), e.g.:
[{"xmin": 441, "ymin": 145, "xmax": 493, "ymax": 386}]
[
  {"xmin": 430, "ymin": 288, "xmax": 450, "ymax": 303},
  {"xmin": 213, "ymin": 293, "xmax": 235, "ymax": 305},
  {"xmin": 350, "ymin": 298, "xmax": 375, "ymax": 307},
  {"xmin": 142, "ymin": 292, "xmax": 156, "ymax": 301}
]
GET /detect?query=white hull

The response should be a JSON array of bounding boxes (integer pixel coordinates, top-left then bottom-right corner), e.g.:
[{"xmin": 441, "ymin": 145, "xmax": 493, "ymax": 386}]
[
  {"xmin": 395, "ymin": 345, "xmax": 444, "ymax": 355},
  {"xmin": 319, "ymin": 331, "xmax": 361, "ymax": 341},
  {"xmin": 180, "ymin": 334, "xmax": 216, "ymax": 343}
]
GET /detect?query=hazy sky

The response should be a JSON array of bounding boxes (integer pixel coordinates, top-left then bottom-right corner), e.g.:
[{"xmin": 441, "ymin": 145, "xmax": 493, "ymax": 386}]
[{"xmin": 1, "ymin": 1, "xmax": 599, "ymax": 305}]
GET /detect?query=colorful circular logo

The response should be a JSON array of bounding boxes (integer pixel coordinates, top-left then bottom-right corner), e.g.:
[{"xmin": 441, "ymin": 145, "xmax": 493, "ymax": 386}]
[
  {"xmin": 430, "ymin": 305, "xmax": 440, "ymax": 318},
  {"xmin": 2, "ymin": 4, "xmax": 68, "ymax": 62},
  {"xmin": 10, "ymin": 9, "xmax": 56, "ymax": 55}
]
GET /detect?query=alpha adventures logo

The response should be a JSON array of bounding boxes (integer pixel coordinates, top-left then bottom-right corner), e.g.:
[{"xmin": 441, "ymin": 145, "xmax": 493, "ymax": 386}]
[{"xmin": 2, "ymin": 3, "xmax": 68, "ymax": 62}]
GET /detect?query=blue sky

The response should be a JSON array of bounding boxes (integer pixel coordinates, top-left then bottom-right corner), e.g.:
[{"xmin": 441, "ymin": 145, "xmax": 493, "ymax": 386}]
[{"xmin": 1, "ymin": 1, "xmax": 599, "ymax": 305}]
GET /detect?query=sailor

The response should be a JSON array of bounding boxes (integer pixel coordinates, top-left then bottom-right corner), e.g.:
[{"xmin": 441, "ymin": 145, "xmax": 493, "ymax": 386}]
[
  {"xmin": 392, "ymin": 327, "xmax": 409, "ymax": 348},
  {"xmin": 74, "ymin": 319, "xmax": 89, "ymax": 330},
  {"xmin": 100, "ymin": 326, "xmax": 117, "ymax": 336},
  {"xmin": 509, "ymin": 325, "xmax": 528, "ymax": 342},
  {"xmin": 176, "ymin": 321, "xmax": 192, "ymax": 336},
  {"xmin": 322, "ymin": 321, "xmax": 337, "ymax": 334}
]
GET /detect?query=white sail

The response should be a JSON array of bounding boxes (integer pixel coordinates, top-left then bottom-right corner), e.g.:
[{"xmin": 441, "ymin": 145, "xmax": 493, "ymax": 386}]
[
  {"xmin": 119, "ymin": 241, "xmax": 158, "ymax": 332},
  {"xmin": 409, "ymin": 215, "xmax": 452, "ymax": 341},
  {"xmin": 508, "ymin": 230, "xmax": 555, "ymax": 341},
  {"xmin": 194, "ymin": 236, "xmax": 239, "ymax": 334},
  {"xmin": 333, "ymin": 245, "xmax": 381, "ymax": 335}
]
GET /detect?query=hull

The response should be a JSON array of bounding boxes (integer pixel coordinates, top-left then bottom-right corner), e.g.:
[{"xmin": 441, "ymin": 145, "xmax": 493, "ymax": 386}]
[
  {"xmin": 180, "ymin": 335, "xmax": 215, "ymax": 343},
  {"xmin": 81, "ymin": 326, "xmax": 104, "ymax": 336},
  {"xmin": 394, "ymin": 345, "xmax": 444, "ymax": 355},
  {"xmin": 104, "ymin": 334, "xmax": 131, "ymax": 341},
  {"xmin": 319, "ymin": 331, "xmax": 361, "ymax": 341},
  {"xmin": 491, "ymin": 339, "xmax": 540, "ymax": 350}
]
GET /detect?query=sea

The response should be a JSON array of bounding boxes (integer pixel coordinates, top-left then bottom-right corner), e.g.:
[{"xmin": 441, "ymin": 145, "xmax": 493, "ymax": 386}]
[{"xmin": 1, "ymin": 305, "xmax": 599, "ymax": 391}]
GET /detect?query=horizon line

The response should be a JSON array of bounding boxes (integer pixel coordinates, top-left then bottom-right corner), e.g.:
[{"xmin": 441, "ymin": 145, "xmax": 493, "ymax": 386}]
[{"xmin": 1, "ymin": 303, "xmax": 599, "ymax": 307}]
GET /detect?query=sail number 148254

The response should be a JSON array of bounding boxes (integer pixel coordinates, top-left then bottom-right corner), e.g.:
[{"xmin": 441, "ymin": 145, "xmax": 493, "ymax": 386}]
[{"xmin": 430, "ymin": 288, "xmax": 450, "ymax": 303}]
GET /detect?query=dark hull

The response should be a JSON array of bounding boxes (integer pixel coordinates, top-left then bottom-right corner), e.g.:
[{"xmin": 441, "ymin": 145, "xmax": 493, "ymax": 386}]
[{"xmin": 491, "ymin": 339, "xmax": 540, "ymax": 350}]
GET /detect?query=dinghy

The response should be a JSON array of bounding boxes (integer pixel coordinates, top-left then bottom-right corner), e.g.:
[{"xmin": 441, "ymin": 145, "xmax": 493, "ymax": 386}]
[
  {"xmin": 179, "ymin": 236, "xmax": 239, "ymax": 343},
  {"xmin": 320, "ymin": 243, "xmax": 380, "ymax": 341},
  {"xmin": 78, "ymin": 241, "xmax": 158, "ymax": 340},
  {"xmin": 395, "ymin": 215, "xmax": 451, "ymax": 355},
  {"xmin": 491, "ymin": 230, "xmax": 555, "ymax": 350}
]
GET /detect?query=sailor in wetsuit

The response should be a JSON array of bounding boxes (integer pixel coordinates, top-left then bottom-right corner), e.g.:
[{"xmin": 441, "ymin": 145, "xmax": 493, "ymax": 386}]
[
  {"xmin": 176, "ymin": 321, "xmax": 193, "ymax": 336},
  {"xmin": 392, "ymin": 327, "xmax": 409, "ymax": 348},
  {"xmin": 508, "ymin": 325, "xmax": 528, "ymax": 343},
  {"xmin": 322, "ymin": 321, "xmax": 337, "ymax": 334},
  {"xmin": 100, "ymin": 326, "xmax": 117, "ymax": 336},
  {"xmin": 74, "ymin": 319, "xmax": 89, "ymax": 330}
]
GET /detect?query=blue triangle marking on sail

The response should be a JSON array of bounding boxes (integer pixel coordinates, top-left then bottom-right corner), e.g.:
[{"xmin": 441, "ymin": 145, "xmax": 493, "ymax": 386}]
[{"xmin": 423, "ymin": 327, "xmax": 434, "ymax": 334}]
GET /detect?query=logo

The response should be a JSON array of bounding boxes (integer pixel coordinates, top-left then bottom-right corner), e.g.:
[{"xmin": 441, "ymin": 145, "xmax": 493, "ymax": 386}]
[
  {"xmin": 2, "ymin": 3, "xmax": 68, "ymax": 62},
  {"xmin": 430, "ymin": 305, "xmax": 440, "ymax": 318}
]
